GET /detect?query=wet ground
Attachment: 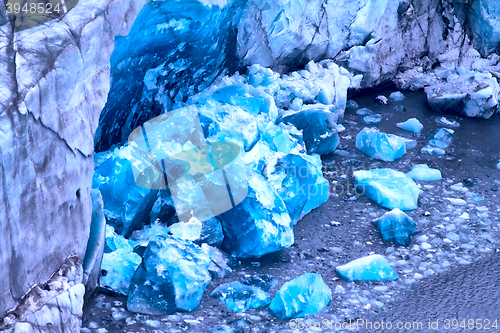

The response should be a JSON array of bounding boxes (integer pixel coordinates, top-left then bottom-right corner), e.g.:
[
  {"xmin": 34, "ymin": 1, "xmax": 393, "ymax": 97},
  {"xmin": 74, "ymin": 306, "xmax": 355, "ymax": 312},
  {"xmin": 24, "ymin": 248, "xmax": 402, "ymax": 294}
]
[{"xmin": 82, "ymin": 88, "xmax": 500, "ymax": 333}]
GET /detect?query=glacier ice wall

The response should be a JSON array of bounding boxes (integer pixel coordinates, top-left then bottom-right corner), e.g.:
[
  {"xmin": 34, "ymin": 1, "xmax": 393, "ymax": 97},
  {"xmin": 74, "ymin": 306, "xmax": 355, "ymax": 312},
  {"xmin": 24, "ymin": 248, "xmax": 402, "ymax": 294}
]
[{"xmin": 0, "ymin": 0, "xmax": 149, "ymax": 319}]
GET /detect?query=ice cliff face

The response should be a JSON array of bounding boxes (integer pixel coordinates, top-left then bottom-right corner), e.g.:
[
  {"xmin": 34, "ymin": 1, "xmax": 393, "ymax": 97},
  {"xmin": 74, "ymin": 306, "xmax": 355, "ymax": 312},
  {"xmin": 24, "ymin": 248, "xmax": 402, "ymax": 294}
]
[{"xmin": 0, "ymin": 0, "xmax": 149, "ymax": 322}]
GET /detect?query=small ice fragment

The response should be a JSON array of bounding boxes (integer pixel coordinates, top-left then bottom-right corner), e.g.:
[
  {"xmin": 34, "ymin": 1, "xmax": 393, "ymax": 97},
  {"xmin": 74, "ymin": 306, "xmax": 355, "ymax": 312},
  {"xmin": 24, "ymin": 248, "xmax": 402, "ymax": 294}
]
[{"xmin": 396, "ymin": 118, "xmax": 423, "ymax": 134}]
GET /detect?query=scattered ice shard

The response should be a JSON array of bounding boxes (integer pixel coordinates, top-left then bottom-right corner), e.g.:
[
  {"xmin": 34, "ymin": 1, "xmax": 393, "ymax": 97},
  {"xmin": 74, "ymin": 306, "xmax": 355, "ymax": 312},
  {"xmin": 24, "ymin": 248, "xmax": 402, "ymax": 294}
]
[
  {"xmin": 406, "ymin": 164, "xmax": 442, "ymax": 181},
  {"xmin": 425, "ymin": 71, "xmax": 499, "ymax": 119},
  {"xmin": 421, "ymin": 146, "xmax": 446, "ymax": 156},
  {"xmin": 100, "ymin": 226, "xmax": 142, "ymax": 295},
  {"xmin": 355, "ymin": 128, "xmax": 407, "ymax": 162},
  {"xmin": 356, "ymin": 108, "xmax": 373, "ymax": 116},
  {"xmin": 363, "ymin": 114, "xmax": 383, "ymax": 125},
  {"xmin": 241, "ymin": 274, "xmax": 278, "ymax": 292},
  {"xmin": 127, "ymin": 235, "xmax": 212, "ymax": 315},
  {"xmin": 372, "ymin": 209, "xmax": 419, "ymax": 246},
  {"xmin": 435, "ymin": 116, "xmax": 460, "ymax": 128},
  {"xmin": 429, "ymin": 128, "xmax": 454, "ymax": 149},
  {"xmin": 210, "ymin": 281, "xmax": 271, "ymax": 312},
  {"xmin": 268, "ymin": 273, "xmax": 332, "ymax": 320},
  {"xmin": 280, "ymin": 109, "xmax": 339, "ymax": 155},
  {"xmin": 389, "ymin": 91, "xmax": 405, "ymax": 101},
  {"xmin": 353, "ymin": 168, "xmax": 420, "ymax": 210},
  {"xmin": 336, "ymin": 254, "xmax": 399, "ymax": 281},
  {"xmin": 396, "ymin": 118, "xmax": 423, "ymax": 134}
]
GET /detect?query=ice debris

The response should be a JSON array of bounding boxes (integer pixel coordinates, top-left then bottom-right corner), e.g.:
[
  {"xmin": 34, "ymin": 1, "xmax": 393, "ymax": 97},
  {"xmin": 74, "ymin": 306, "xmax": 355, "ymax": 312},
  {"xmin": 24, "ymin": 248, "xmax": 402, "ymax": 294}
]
[
  {"xmin": 375, "ymin": 95, "xmax": 388, "ymax": 104},
  {"xmin": 356, "ymin": 108, "xmax": 373, "ymax": 116},
  {"xmin": 268, "ymin": 273, "xmax": 331, "ymax": 320},
  {"xmin": 372, "ymin": 209, "xmax": 419, "ymax": 246},
  {"xmin": 425, "ymin": 71, "xmax": 499, "ymax": 119},
  {"xmin": 354, "ymin": 168, "xmax": 420, "ymax": 210},
  {"xmin": 355, "ymin": 128, "xmax": 407, "ymax": 162},
  {"xmin": 336, "ymin": 255, "xmax": 399, "ymax": 281},
  {"xmin": 210, "ymin": 281, "xmax": 271, "ymax": 312},
  {"xmin": 280, "ymin": 109, "xmax": 339, "ymax": 155},
  {"xmin": 396, "ymin": 118, "xmax": 423, "ymax": 134},
  {"xmin": 429, "ymin": 128, "xmax": 454, "ymax": 149},
  {"xmin": 421, "ymin": 146, "xmax": 446, "ymax": 156},
  {"xmin": 100, "ymin": 226, "xmax": 142, "ymax": 295},
  {"xmin": 127, "ymin": 235, "xmax": 212, "ymax": 315},
  {"xmin": 346, "ymin": 100, "xmax": 359, "ymax": 110},
  {"xmin": 363, "ymin": 114, "xmax": 383, "ymax": 125},
  {"xmin": 389, "ymin": 91, "xmax": 405, "ymax": 101},
  {"xmin": 406, "ymin": 164, "xmax": 442, "ymax": 181}
]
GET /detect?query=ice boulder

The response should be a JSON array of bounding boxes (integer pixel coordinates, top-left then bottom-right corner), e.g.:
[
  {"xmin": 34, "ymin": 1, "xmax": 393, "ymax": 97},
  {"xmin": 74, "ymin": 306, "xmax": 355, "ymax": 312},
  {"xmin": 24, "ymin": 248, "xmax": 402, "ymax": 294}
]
[
  {"xmin": 356, "ymin": 128, "xmax": 407, "ymax": 162},
  {"xmin": 372, "ymin": 209, "xmax": 419, "ymax": 246},
  {"xmin": 336, "ymin": 255, "xmax": 398, "ymax": 282},
  {"xmin": 354, "ymin": 168, "xmax": 420, "ymax": 210},
  {"xmin": 280, "ymin": 109, "xmax": 339, "ymax": 155},
  {"xmin": 425, "ymin": 72, "xmax": 500, "ymax": 119},
  {"xmin": 210, "ymin": 281, "xmax": 271, "ymax": 312},
  {"xmin": 127, "ymin": 235, "xmax": 212, "ymax": 315},
  {"xmin": 396, "ymin": 118, "xmax": 423, "ymax": 134},
  {"xmin": 268, "ymin": 273, "xmax": 332, "ymax": 320},
  {"xmin": 218, "ymin": 173, "xmax": 294, "ymax": 259},
  {"xmin": 406, "ymin": 164, "xmax": 442, "ymax": 181}
]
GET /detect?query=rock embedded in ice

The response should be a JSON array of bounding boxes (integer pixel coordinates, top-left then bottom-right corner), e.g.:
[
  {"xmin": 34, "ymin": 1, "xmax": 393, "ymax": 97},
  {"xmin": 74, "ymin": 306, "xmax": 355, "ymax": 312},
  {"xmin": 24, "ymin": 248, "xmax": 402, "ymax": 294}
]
[
  {"xmin": 354, "ymin": 168, "xmax": 420, "ymax": 210},
  {"xmin": 363, "ymin": 114, "xmax": 383, "ymax": 125},
  {"xmin": 210, "ymin": 281, "xmax": 271, "ymax": 313},
  {"xmin": 127, "ymin": 235, "xmax": 212, "ymax": 315},
  {"xmin": 425, "ymin": 72, "xmax": 500, "ymax": 119},
  {"xmin": 375, "ymin": 95, "xmax": 388, "ymax": 104},
  {"xmin": 336, "ymin": 255, "xmax": 399, "ymax": 282},
  {"xmin": 355, "ymin": 128, "xmax": 407, "ymax": 162},
  {"xmin": 406, "ymin": 164, "xmax": 442, "ymax": 181},
  {"xmin": 372, "ymin": 209, "xmax": 419, "ymax": 246},
  {"xmin": 389, "ymin": 91, "xmax": 405, "ymax": 101},
  {"xmin": 280, "ymin": 109, "xmax": 339, "ymax": 155},
  {"xmin": 268, "ymin": 273, "xmax": 332, "ymax": 320},
  {"xmin": 396, "ymin": 118, "xmax": 423, "ymax": 134},
  {"xmin": 435, "ymin": 116, "xmax": 460, "ymax": 128}
]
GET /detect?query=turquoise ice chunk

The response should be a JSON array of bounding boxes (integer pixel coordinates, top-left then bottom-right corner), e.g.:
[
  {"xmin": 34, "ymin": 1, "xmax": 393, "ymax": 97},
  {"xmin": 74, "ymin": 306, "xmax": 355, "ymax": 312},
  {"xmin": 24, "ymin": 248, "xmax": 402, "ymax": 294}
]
[
  {"xmin": 356, "ymin": 128, "xmax": 407, "ymax": 161},
  {"xmin": 372, "ymin": 208, "xmax": 419, "ymax": 246},
  {"xmin": 356, "ymin": 108, "xmax": 373, "ymax": 116},
  {"xmin": 363, "ymin": 114, "xmax": 382, "ymax": 125},
  {"xmin": 421, "ymin": 145, "xmax": 446, "ymax": 155},
  {"xmin": 406, "ymin": 164, "xmax": 442, "ymax": 181},
  {"xmin": 127, "ymin": 235, "xmax": 212, "ymax": 315},
  {"xmin": 430, "ymin": 128, "xmax": 454, "ymax": 149},
  {"xmin": 336, "ymin": 254, "xmax": 399, "ymax": 281},
  {"xmin": 268, "ymin": 273, "xmax": 332, "ymax": 320},
  {"xmin": 389, "ymin": 91, "xmax": 405, "ymax": 101},
  {"xmin": 353, "ymin": 168, "xmax": 420, "ymax": 210},
  {"xmin": 210, "ymin": 281, "xmax": 271, "ymax": 312},
  {"xmin": 396, "ymin": 118, "xmax": 423, "ymax": 134}
]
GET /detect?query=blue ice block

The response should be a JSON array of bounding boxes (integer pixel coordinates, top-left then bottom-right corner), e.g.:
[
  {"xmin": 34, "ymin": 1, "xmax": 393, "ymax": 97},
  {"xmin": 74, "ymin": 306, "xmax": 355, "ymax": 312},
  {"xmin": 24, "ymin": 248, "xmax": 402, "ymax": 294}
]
[
  {"xmin": 406, "ymin": 164, "xmax": 442, "ymax": 181},
  {"xmin": 372, "ymin": 208, "xmax": 419, "ymax": 246},
  {"xmin": 396, "ymin": 118, "xmax": 423, "ymax": 134},
  {"xmin": 336, "ymin": 254, "xmax": 398, "ymax": 281},
  {"xmin": 210, "ymin": 281, "xmax": 271, "ymax": 312},
  {"xmin": 356, "ymin": 128, "xmax": 406, "ymax": 161}
]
